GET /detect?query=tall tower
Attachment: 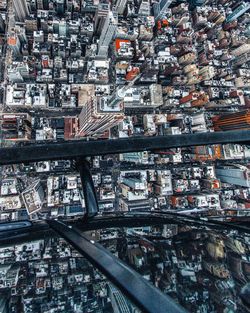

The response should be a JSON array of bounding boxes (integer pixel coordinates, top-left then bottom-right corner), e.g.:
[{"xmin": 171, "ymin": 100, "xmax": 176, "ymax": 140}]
[
  {"xmin": 13, "ymin": 0, "xmax": 29, "ymax": 22},
  {"xmin": 226, "ymin": 2, "xmax": 250, "ymax": 23},
  {"xmin": 0, "ymin": 14, "xmax": 5, "ymax": 33},
  {"xmin": 94, "ymin": 3, "xmax": 110, "ymax": 35},
  {"xmin": 108, "ymin": 283, "xmax": 135, "ymax": 313},
  {"xmin": 36, "ymin": 0, "xmax": 43, "ymax": 10},
  {"xmin": 213, "ymin": 110, "xmax": 250, "ymax": 131},
  {"xmin": 216, "ymin": 164, "xmax": 250, "ymax": 187},
  {"xmin": 78, "ymin": 98, "xmax": 124, "ymax": 138},
  {"xmin": 138, "ymin": 0, "xmax": 150, "ymax": 16},
  {"xmin": 8, "ymin": 34, "xmax": 21, "ymax": 55},
  {"xmin": 154, "ymin": 0, "xmax": 173, "ymax": 20},
  {"xmin": 56, "ymin": 0, "xmax": 65, "ymax": 15},
  {"xmin": 97, "ymin": 11, "xmax": 117, "ymax": 57},
  {"xmin": 108, "ymin": 60, "xmax": 147, "ymax": 109},
  {"xmin": 115, "ymin": 0, "xmax": 127, "ymax": 15}
]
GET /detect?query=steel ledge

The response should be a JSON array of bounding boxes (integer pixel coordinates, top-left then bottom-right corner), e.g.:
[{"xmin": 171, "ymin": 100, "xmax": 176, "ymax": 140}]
[{"xmin": 1, "ymin": 130, "xmax": 250, "ymax": 165}]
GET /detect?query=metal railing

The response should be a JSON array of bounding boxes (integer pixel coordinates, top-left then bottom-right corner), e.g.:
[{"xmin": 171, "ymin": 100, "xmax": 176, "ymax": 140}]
[
  {"xmin": 1, "ymin": 129, "xmax": 250, "ymax": 165},
  {"xmin": 1, "ymin": 130, "xmax": 250, "ymax": 312}
]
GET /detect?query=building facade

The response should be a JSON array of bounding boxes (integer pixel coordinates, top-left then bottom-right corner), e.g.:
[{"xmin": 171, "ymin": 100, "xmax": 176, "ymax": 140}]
[
  {"xmin": 78, "ymin": 98, "xmax": 124, "ymax": 137},
  {"xmin": 13, "ymin": 0, "xmax": 29, "ymax": 22}
]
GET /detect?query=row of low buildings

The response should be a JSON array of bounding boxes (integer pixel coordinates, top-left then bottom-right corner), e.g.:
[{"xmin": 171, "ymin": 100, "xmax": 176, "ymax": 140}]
[
  {"xmin": 1, "ymin": 143, "xmax": 250, "ymax": 220},
  {"xmin": 117, "ymin": 163, "xmax": 250, "ymax": 214},
  {"xmin": 1, "ymin": 0, "xmax": 249, "ymax": 139},
  {"xmin": 0, "ymin": 234, "xmax": 134, "ymax": 313},
  {"xmin": 4, "ymin": 109, "xmax": 250, "ymax": 142}
]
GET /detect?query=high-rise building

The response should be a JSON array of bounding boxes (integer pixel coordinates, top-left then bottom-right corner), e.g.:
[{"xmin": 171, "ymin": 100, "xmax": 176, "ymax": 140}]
[
  {"xmin": 22, "ymin": 180, "xmax": 45, "ymax": 215},
  {"xmin": 107, "ymin": 62, "xmax": 145, "ymax": 110},
  {"xmin": 34, "ymin": 30, "xmax": 44, "ymax": 43},
  {"xmin": 36, "ymin": 0, "xmax": 43, "ymax": 9},
  {"xmin": 216, "ymin": 164, "xmax": 250, "ymax": 187},
  {"xmin": 231, "ymin": 44, "xmax": 250, "ymax": 57},
  {"xmin": 0, "ymin": 0, "xmax": 6, "ymax": 10},
  {"xmin": 226, "ymin": 2, "xmax": 250, "ymax": 23},
  {"xmin": 213, "ymin": 110, "xmax": 250, "ymax": 131},
  {"xmin": 199, "ymin": 65, "xmax": 216, "ymax": 81},
  {"xmin": 56, "ymin": 0, "xmax": 65, "ymax": 15},
  {"xmin": 0, "ymin": 14, "xmax": 5, "ymax": 33},
  {"xmin": 188, "ymin": 0, "xmax": 204, "ymax": 9},
  {"xmin": 108, "ymin": 283, "xmax": 132, "ymax": 313},
  {"xmin": 119, "ymin": 171, "xmax": 150, "ymax": 210},
  {"xmin": 232, "ymin": 52, "xmax": 250, "ymax": 67},
  {"xmin": 154, "ymin": 170, "xmax": 173, "ymax": 196},
  {"xmin": 7, "ymin": 34, "xmax": 21, "ymax": 55},
  {"xmin": 58, "ymin": 20, "xmax": 68, "ymax": 37},
  {"xmin": 115, "ymin": 0, "xmax": 127, "ymax": 15},
  {"xmin": 78, "ymin": 97, "xmax": 124, "ymax": 137},
  {"xmin": 149, "ymin": 84, "xmax": 163, "ymax": 107},
  {"xmin": 97, "ymin": 11, "xmax": 117, "ymax": 57},
  {"xmin": 121, "ymin": 152, "xmax": 148, "ymax": 164},
  {"xmin": 94, "ymin": 3, "xmax": 110, "ymax": 35},
  {"xmin": 43, "ymin": 0, "xmax": 49, "ymax": 9},
  {"xmin": 154, "ymin": 0, "xmax": 173, "ymax": 20},
  {"xmin": 108, "ymin": 87, "xmax": 127, "ymax": 109},
  {"xmin": 36, "ymin": 0, "xmax": 49, "ymax": 10},
  {"xmin": 25, "ymin": 18, "xmax": 38, "ymax": 32},
  {"xmin": 13, "ymin": 0, "xmax": 29, "ymax": 22},
  {"xmin": 138, "ymin": 0, "xmax": 150, "ymax": 16},
  {"xmin": 0, "ymin": 297, "xmax": 8, "ymax": 313},
  {"xmin": 15, "ymin": 25, "xmax": 27, "ymax": 44},
  {"xmin": 8, "ymin": 61, "xmax": 30, "ymax": 82}
]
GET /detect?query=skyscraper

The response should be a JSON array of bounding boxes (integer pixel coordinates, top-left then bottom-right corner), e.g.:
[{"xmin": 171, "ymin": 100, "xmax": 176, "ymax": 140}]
[
  {"xmin": 22, "ymin": 180, "xmax": 45, "ymax": 215},
  {"xmin": 138, "ymin": 0, "xmax": 150, "ymax": 16},
  {"xmin": 213, "ymin": 110, "xmax": 250, "ymax": 131},
  {"xmin": 7, "ymin": 34, "xmax": 21, "ymax": 55},
  {"xmin": 226, "ymin": 2, "xmax": 250, "ymax": 23},
  {"xmin": 78, "ymin": 97, "xmax": 124, "ymax": 137},
  {"xmin": 0, "ymin": 296, "xmax": 8, "ymax": 313},
  {"xmin": 154, "ymin": 0, "xmax": 173, "ymax": 21},
  {"xmin": 94, "ymin": 3, "xmax": 110, "ymax": 35},
  {"xmin": 108, "ymin": 283, "xmax": 133, "ymax": 313},
  {"xmin": 216, "ymin": 164, "xmax": 250, "ymax": 187},
  {"xmin": 56, "ymin": 0, "xmax": 65, "ymax": 15},
  {"xmin": 36, "ymin": 0, "xmax": 44, "ymax": 10},
  {"xmin": 0, "ymin": 14, "xmax": 5, "ymax": 33},
  {"xmin": 97, "ymin": 11, "xmax": 117, "ymax": 57},
  {"xmin": 115, "ymin": 0, "xmax": 127, "ymax": 15},
  {"xmin": 13, "ymin": 0, "xmax": 29, "ymax": 22}
]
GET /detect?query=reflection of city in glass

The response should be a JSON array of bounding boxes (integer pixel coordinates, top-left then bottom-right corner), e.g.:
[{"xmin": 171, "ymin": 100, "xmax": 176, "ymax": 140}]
[
  {"xmin": 0, "ymin": 232, "xmax": 139, "ymax": 313},
  {"xmin": 0, "ymin": 224, "xmax": 249, "ymax": 313},
  {"xmin": 99, "ymin": 225, "xmax": 250, "ymax": 312}
]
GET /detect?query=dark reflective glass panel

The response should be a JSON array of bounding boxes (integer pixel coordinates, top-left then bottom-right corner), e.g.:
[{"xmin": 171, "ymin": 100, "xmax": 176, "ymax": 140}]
[
  {"xmin": 87, "ymin": 223, "xmax": 250, "ymax": 313},
  {"xmin": 0, "ymin": 231, "xmax": 140, "ymax": 313}
]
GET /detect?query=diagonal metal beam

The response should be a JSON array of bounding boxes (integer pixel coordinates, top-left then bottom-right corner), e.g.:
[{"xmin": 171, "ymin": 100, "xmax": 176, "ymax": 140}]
[
  {"xmin": 47, "ymin": 219, "xmax": 187, "ymax": 313},
  {"xmin": 1, "ymin": 130, "xmax": 250, "ymax": 165},
  {"xmin": 76, "ymin": 159, "xmax": 99, "ymax": 217}
]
